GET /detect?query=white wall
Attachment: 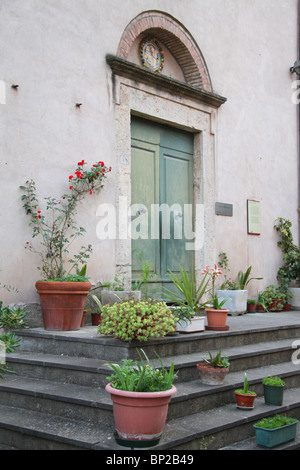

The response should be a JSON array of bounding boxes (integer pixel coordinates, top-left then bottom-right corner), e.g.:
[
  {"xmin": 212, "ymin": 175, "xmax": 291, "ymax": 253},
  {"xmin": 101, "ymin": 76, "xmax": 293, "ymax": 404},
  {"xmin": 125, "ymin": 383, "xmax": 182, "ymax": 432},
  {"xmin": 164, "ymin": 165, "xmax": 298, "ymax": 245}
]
[{"xmin": 0, "ymin": 0, "xmax": 298, "ymax": 304}]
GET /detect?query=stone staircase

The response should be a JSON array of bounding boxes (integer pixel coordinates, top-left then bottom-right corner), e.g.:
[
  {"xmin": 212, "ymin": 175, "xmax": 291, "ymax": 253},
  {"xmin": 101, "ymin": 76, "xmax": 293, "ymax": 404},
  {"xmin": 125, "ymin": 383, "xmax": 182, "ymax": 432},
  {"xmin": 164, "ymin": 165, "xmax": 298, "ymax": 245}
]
[{"xmin": 0, "ymin": 311, "xmax": 300, "ymax": 450}]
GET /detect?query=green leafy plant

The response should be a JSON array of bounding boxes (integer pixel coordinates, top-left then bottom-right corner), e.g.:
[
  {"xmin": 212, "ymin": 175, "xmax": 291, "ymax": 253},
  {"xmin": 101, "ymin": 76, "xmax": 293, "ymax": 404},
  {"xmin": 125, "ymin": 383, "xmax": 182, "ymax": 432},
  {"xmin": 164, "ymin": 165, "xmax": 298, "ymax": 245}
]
[
  {"xmin": 237, "ymin": 267, "xmax": 263, "ymax": 289},
  {"xmin": 164, "ymin": 266, "xmax": 210, "ymax": 316},
  {"xmin": 106, "ymin": 349, "xmax": 177, "ymax": 392},
  {"xmin": 262, "ymin": 376, "xmax": 285, "ymax": 387},
  {"xmin": 262, "ymin": 285, "xmax": 284, "ymax": 311},
  {"xmin": 247, "ymin": 299, "xmax": 256, "ymax": 305},
  {"xmin": 254, "ymin": 415, "xmax": 297, "ymax": 429},
  {"xmin": 218, "ymin": 252, "xmax": 238, "ymax": 290},
  {"xmin": 218, "ymin": 253, "xmax": 262, "ymax": 290},
  {"xmin": 20, "ymin": 160, "xmax": 111, "ymax": 280},
  {"xmin": 98, "ymin": 299, "xmax": 177, "ymax": 342},
  {"xmin": 274, "ymin": 217, "xmax": 300, "ymax": 285},
  {"xmin": 132, "ymin": 251, "xmax": 153, "ymax": 298},
  {"xmin": 0, "ymin": 302, "xmax": 28, "ymax": 333},
  {"xmin": 235, "ymin": 373, "xmax": 257, "ymax": 395},
  {"xmin": 203, "ymin": 351, "xmax": 230, "ymax": 369}
]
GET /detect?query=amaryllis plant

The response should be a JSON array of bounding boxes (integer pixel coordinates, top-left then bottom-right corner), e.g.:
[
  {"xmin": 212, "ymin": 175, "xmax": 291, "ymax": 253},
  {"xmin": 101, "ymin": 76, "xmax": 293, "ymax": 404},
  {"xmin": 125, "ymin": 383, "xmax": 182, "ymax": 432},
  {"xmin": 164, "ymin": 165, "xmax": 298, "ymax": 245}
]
[
  {"xmin": 201, "ymin": 265, "xmax": 228, "ymax": 309},
  {"xmin": 20, "ymin": 160, "xmax": 111, "ymax": 280}
]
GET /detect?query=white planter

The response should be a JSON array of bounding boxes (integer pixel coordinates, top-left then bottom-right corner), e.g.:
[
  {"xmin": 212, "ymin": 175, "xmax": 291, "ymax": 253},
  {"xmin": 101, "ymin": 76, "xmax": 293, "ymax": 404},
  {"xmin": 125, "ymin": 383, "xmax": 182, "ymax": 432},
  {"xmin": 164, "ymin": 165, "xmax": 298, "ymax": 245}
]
[
  {"xmin": 289, "ymin": 287, "xmax": 300, "ymax": 310},
  {"xmin": 215, "ymin": 290, "xmax": 247, "ymax": 316},
  {"xmin": 176, "ymin": 316, "xmax": 205, "ymax": 333}
]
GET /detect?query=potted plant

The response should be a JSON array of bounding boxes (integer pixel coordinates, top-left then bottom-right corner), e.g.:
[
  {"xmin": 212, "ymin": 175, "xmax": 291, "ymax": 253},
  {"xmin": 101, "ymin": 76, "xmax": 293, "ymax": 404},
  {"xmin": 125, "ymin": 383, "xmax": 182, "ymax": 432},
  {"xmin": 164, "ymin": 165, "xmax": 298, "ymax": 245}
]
[
  {"xmin": 105, "ymin": 349, "xmax": 177, "ymax": 446},
  {"xmin": 277, "ymin": 268, "xmax": 293, "ymax": 311},
  {"xmin": 234, "ymin": 373, "xmax": 257, "ymax": 409},
  {"xmin": 274, "ymin": 217, "xmax": 300, "ymax": 308},
  {"xmin": 21, "ymin": 160, "xmax": 111, "ymax": 331},
  {"xmin": 164, "ymin": 266, "xmax": 209, "ymax": 333},
  {"xmin": 0, "ymin": 283, "xmax": 28, "ymax": 377},
  {"xmin": 262, "ymin": 285, "xmax": 284, "ymax": 312},
  {"xmin": 98, "ymin": 299, "xmax": 177, "ymax": 342},
  {"xmin": 247, "ymin": 299, "xmax": 256, "ymax": 313},
  {"xmin": 257, "ymin": 291, "xmax": 268, "ymax": 312},
  {"xmin": 216, "ymin": 253, "xmax": 262, "ymax": 316},
  {"xmin": 254, "ymin": 414, "xmax": 298, "ymax": 448},
  {"xmin": 262, "ymin": 376, "xmax": 285, "ymax": 406},
  {"xmin": 197, "ymin": 350, "xmax": 230, "ymax": 385},
  {"xmin": 201, "ymin": 265, "xmax": 230, "ymax": 331}
]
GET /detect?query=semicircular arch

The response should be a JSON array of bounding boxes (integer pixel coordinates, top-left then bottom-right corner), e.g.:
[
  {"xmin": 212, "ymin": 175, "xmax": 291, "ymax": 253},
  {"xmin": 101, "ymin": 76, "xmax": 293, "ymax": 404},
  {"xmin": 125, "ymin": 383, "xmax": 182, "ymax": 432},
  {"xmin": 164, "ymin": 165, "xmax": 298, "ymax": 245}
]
[{"xmin": 116, "ymin": 10, "xmax": 212, "ymax": 92}]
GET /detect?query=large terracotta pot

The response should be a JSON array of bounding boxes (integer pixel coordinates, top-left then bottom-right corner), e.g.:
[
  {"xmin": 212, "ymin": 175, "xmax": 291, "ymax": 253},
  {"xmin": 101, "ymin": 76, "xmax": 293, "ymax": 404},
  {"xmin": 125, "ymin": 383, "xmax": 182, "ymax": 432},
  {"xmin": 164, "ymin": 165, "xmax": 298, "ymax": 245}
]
[
  {"xmin": 105, "ymin": 383, "xmax": 177, "ymax": 444},
  {"xmin": 197, "ymin": 363, "xmax": 229, "ymax": 385},
  {"xmin": 36, "ymin": 281, "xmax": 91, "ymax": 331},
  {"xmin": 205, "ymin": 308, "xmax": 229, "ymax": 331}
]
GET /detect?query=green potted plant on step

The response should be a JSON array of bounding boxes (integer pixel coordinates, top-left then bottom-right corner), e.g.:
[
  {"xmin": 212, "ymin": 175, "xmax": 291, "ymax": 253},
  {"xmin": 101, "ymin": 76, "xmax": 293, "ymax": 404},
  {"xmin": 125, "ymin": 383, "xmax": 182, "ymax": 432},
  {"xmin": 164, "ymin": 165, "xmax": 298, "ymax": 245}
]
[
  {"xmin": 20, "ymin": 160, "xmax": 111, "ymax": 331},
  {"xmin": 254, "ymin": 414, "xmax": 298, "ymax": 448},
  {"xmin": 234, "ymin": 373, "xmax": 257, "ymax": 409},
  {"xmin": 105, "ymin": 349, "xmax": 177, "ymax": 447},
  {"xmin": 262, "ymin": 376, "xmax": 285, "ymax": 406},
  {"xmin": 202, "ymin": 265, "xmax": 230, "ymax": 331},
  {"xmin": 262, "ymin": 285, "xmax": 284, "ymax": 312},
  {"xmin": 197, "ymin": 350, "xmax": 230, "ymax": 385},
  {"xmin": 164, "ymin": 266, "xmax": 209, "ymax": 333},
  {"xmin": 246, "ymin": 299, "xmax": 256, "ymax": 313},
  {"xmin": 216, "ymin": 253, "xmax": 262, "ymax": 316}
]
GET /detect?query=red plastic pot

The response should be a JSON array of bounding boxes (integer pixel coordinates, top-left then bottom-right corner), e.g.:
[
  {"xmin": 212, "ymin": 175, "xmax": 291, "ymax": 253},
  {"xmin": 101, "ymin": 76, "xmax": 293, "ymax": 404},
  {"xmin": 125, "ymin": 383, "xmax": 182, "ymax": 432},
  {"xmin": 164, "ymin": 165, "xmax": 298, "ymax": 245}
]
[
  {"xmin": 105, "ymin": 383, "xmax": 177, "ymax": 443},
  {"xmin": 235, "ymin": 391, "xmax": 257, "ymax": 409},
  {"xmin": 36, "ymin": 281, "xmax": 91, "ymax": 331}
]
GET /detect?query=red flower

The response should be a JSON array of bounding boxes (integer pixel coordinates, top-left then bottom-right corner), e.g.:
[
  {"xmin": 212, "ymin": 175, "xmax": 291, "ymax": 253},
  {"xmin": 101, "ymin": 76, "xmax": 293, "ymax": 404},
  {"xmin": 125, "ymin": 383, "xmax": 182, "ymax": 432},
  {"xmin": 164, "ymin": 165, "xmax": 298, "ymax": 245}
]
[
  {"xmin": 69, "ymin": 186, "xmax": 73, "ymax": 190},
  {"xmin": 98, "ymin": 161, "xmax": 104, "ymax": 167},
  {"xmin": 89, "ymin": 189, "xmax": 93, "ymax": 195},
  {"xmin": 78, "ymin": 160, "xmax": 85, "ymax": 166},
  {"xmin": 69, "ymin": 175, "xmax": 73, "ymax": 180}
]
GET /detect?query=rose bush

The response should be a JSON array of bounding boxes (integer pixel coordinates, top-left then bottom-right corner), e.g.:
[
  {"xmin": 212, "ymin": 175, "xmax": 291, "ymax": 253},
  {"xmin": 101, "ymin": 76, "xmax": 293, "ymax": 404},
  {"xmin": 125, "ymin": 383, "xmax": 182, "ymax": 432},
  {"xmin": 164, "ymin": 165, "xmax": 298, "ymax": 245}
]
[{"xmin": 20, "ymin": 160, "xmax": 111, "ymax": 280}]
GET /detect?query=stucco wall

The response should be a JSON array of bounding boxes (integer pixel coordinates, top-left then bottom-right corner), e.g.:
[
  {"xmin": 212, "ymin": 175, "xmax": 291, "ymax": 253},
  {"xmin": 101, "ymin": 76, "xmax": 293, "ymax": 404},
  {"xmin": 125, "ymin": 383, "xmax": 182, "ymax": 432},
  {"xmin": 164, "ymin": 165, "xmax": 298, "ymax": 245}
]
[{"xmin": 0, "ymin": 0, "xmax": 298, "ymax": 305}]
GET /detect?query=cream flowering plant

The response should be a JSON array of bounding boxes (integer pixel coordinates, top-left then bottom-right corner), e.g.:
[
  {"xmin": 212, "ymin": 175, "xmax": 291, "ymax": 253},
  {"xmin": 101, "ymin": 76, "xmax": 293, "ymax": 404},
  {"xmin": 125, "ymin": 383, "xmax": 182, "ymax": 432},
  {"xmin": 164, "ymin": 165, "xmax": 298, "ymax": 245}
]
[
  {"xmin": 201, "ymin": 264, "xmax": 228, "ymax": 309},
  {"xmin": 20, "ymin": 160, "xmax": 111, "ymax": 280}
]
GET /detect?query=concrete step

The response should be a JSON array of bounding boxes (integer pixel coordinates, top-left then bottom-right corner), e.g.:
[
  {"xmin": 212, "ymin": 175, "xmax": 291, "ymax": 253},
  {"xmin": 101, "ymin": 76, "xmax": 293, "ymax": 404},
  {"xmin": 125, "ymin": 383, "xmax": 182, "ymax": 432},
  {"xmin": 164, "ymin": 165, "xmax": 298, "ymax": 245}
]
[
  {"xmin": 0, "ymin": 387, "xmax": 299, "ymax": 450},
  {"xmin": 6, "ymin": 337, "xmax": 298, "ymax": 386},
  {"xmin": 1, "ymin": 311, "xmax": 300, "ymax": 450},
  {"xmin": 1, "ymin": 359, "xmax": 300, "ymax": 426},
  {"xmin": 13, "ymin": 311, "xmax": 300, "ymax": 361}
]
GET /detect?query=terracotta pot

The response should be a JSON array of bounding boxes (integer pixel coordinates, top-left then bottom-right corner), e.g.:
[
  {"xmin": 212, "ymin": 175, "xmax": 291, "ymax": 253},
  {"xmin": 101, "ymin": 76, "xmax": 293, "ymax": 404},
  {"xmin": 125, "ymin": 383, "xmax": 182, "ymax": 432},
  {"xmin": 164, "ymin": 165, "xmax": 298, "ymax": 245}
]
[
  {"xmin": 105, "ymin": 383, "xmax": 177, "ymax": 443},
  {"xmin": 197, "ymin": 363, "xmax": 229, "ymax": 385},
  {"xmin": 235, "ymin": 391, "xmax": 257, "ymax": 409},
  {"xmin": 256, "ymin": 304, "xmax": 265, "ymax": 312},
  {"xmin": 268, "ymin": 299, "xmax": 283, "ymax": 311},
  {"xmin": 283, "ymin": 303, "xmax": 291, "ymax": 312},
  {"xmin": 247, "ymin": 303, "xmax": 256, "ymax": 313},
  {"xmin": 80, "ymin": 309, "xmax": 87, "ymax": 327},
  {"xmin": 205, "ymin": 308, "xmax": 229, "ymax": 331},
  {"xmin": 36, "ymin": 281, "xmax": 91, "ymax": 331},
  {"xmin": 91, "ymin": 312, "xmax": 102, "ymax": 326}
]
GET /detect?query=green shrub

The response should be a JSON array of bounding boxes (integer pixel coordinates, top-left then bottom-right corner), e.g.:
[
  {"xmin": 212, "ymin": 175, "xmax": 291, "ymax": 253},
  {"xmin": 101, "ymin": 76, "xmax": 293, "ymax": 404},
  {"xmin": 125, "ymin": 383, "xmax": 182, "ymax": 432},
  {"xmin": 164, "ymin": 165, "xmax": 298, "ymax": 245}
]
[
  {"xmin": 106, "ymin": 349, "xmax": 177, "ymax": 392},
  {"xmin": 255, "ymin": 415, "xmax": 297, "ymax": 429},
  {"xmin": 98, "ymin": 299, "xmax": 177, "ymax": 342},
  {"xmin": 262, "ymin": 376, "xmax": 285, "ymax": 387}
]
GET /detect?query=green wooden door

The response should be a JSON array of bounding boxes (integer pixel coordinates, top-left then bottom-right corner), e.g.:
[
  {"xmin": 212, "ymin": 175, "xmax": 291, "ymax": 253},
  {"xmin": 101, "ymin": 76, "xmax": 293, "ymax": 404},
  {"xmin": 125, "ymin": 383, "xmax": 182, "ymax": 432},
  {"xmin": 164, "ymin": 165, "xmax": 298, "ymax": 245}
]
[{"xmin": 131, "ymin": 117, "xmax": 194, "ymax": 300}]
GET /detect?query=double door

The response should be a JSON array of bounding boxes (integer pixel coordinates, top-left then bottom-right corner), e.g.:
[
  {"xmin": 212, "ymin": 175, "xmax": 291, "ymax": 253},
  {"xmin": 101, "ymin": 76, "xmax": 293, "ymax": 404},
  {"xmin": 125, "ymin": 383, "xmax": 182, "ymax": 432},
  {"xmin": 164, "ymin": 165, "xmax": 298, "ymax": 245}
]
[{"xmin": 131, "ymin": 117, "xmax": 194, "ymax": 300}]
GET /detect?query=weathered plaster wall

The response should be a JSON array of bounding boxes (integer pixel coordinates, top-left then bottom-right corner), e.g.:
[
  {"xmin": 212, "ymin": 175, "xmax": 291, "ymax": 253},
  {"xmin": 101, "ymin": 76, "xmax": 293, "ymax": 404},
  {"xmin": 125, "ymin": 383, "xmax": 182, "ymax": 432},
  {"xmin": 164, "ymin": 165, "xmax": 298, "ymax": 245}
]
[{"xmin": 0, "ymin": 0, "xmax": 298, "ymax": 305}]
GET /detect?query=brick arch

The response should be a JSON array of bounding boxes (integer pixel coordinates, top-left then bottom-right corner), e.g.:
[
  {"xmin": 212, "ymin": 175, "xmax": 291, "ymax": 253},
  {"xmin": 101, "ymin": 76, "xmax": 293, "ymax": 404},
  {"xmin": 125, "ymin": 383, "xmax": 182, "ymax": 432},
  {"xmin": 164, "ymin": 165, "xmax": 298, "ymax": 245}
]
[{"xmin": 116, "ymin": 10, "xmax": 212, "ymax": 92}]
